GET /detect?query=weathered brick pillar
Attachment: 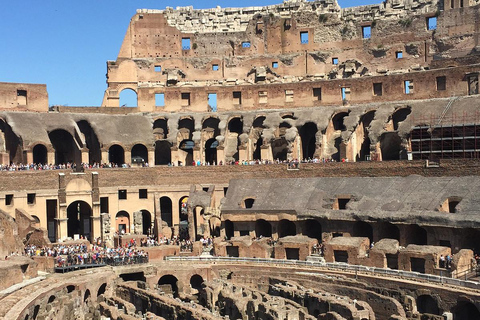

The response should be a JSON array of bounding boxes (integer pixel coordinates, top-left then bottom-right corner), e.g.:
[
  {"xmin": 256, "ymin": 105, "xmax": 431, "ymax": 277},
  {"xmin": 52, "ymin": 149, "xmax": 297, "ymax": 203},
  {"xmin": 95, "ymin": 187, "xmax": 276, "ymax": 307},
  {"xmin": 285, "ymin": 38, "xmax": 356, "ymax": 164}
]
[
  {"xmin": 91, "ymin": 172, "xmax": 101, "ymax": 241},
  {"xmin": 56, "ymin": 173, "xmax": 68, "ymax": 241},
  {"xmin": 101, "ymin": 149, "xmax": 109, "ymax": 164},
  {"xmin": 148, "ymin": 149, "xmax": 155, "ymax": 167}
]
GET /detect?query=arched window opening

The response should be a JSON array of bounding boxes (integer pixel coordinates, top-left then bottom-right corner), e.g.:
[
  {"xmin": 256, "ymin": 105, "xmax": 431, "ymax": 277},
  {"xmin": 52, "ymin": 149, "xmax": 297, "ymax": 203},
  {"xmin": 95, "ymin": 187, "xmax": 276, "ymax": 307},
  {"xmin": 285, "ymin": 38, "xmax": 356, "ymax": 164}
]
[
  {"xmin": 392, "ymin": 107, "xmax": 411, "ymax": 131},
  {"xmin": 255, "ymin": 219, "xmax": 272, "ymax": 238},
  {"xmin": 115, "ymin": 211, "xmax": 130, "ymax": 234},
  {"xmin": 160, "ymin": 197, "xmax": 173, "ymax": 227},
  {"xmin": 332, "ymin": 112, "xmax": 349, "ymax": 131},
  {"xmin": 179, "ymin": 139, "xmax": 194, "ymax": 166},
  {"xmin": 141, "ymin": 210, "xmax": 152, "ymax": 235},
  {"xmin": 178, "ymin": 118, "xmax": 194, "ymax": 134},
  {"xmin": 155, "ymin": 140, "xmax": 171, "ymax": 165},
  {"xmin": 119, "ymin": 88, "xmax": 137, "ymax": 107},
  {"xmin": 77, "ymin": 120, "xmax": 101, "ymax": 164},
  {"xmin": 67, "ymin": 201, "xmax": 92, "ymax": 240},
  {"xmin": 109, "ymin": 144, "xmax": 125, "ymax": 165},
  {"xmin": 299, "ymin": 122, "xmax": 318, "ymax": 160},
  {"xmin": 352, "ymin": 221, "xmax": 373, "ymax": 243},
  {"xmin": 66, "ymin": 285, "xmax": 75, "ymax": 293},
  {"xmin": 304, "ymin": 219, "xmax": 322, "ymax": 241},
  {"xmin": 380, "ymin": 132, "xmax": 405, "ymax": 161},
  {"xmin": 417, "ymin": 295, "xmax": 440, "ymax": 315},
  {"xmin": 244, "ymin": 198, "xmax": 255, "ymax": 209},
  {"xmin": 190, "ymin": 274, "xmax": 204, "ymax": 290},
  {"xmin": 153, "ymin": 118, "xmax": 169, "ymax": 139},
  {"xmin": 406, "ymin": 224, "xmax": 427, "ymax": 245},
  {"xmin": 97, "ymin": 283, "xmax": 107, "ymax": 297},
  {"xmin": 225, "ymin": 220, "xmax": 234, "ymax": 239},
  {"xmin": 131, "ymin": 144, "xmax": 148, "ymax": 165},
  {"xmin": 253, "ymin": 116, "xmax": 266, "ymax": 129},
  {"xmin": 202, "ymin": 117, "xmax": 220, "ymax": 136},
  {"xmin": 278, "ymin": 219, "xmax": 296, "ymax": 238},
  {"xmin": 452, "ymin": 301, "xmax": 480, "ymax": 320},
  {"xmin": 84, "ymin": 289, "xmax": 91, "ymax": 303},
  {"xmin": 205, "ymin": 138, "xmax": 218, "ymax": 165},
  {"xmin": 48, "ymin": 129, "xmax": 80, "ymax": 165},
  {"xmin": 228, "ymin": 118, "xmax": 243, "ymax": 134},
  {"xmin": 33, "ymin": 144, "xmax": 47, "ymax": 164},
  {"xmin": 158, "ymin": 275, "xmax": 179, "ymax": 297},
  {"xmin": 361, "ymin": 110, "xmax": 376, "ymax": 129}
]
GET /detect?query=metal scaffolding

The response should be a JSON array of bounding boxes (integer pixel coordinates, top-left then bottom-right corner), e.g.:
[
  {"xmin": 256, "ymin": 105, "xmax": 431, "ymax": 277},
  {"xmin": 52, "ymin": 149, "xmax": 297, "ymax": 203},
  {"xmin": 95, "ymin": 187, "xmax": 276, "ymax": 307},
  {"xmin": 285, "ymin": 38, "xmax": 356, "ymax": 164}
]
[{"xmin": 409, "ymin": 111, "xmax": 480, "ymax": 160}]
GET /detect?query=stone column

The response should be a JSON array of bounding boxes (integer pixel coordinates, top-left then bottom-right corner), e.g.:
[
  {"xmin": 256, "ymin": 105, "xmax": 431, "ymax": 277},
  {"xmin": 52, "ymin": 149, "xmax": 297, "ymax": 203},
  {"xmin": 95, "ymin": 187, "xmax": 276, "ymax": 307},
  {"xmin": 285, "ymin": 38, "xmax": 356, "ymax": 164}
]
[
  {"xmin": 193, "ymin": 146, "xmax": 201, "ymax": 164},
  {"xmin": 25, "ymin": 150, "xmax": 33, "ymax": 164},
  {"xmin": 148, "ymin": 149, "xmax": 155, "ymax": 167},
  {"xmin": 261, "ymin": 145, "xmax": 271, "ymax": 162},
  {"xmin": 101, "ymin": 213, "xmax": 112, "ymax": 246},
  {"xmin": 81, "ymin": 149, "xmax": 89, "ymax": 164},
  {"xmin": 101, "ymin": 149, "xmax": 109, "ymax": 164},
  {"xmin": 124, "ymin": 150, "xmax": 132, "ymax": 165},
  {"xmin": 56, "ymin": 204, "xmax": 68, "ymax": 241},
  {"xmin": 216, "ymin": 146, "xmax": 225, "ymax": 165},
  {"xmin": 238, "ymin": 146, "xmax": 248, "ymax": 162},
  {"xmin": 48, "ymin": 151, "xmax": 55, "ymax": 165},
  {"xmin": 187, "ymin": 206, "xmax": 196, "ymax": 241}
]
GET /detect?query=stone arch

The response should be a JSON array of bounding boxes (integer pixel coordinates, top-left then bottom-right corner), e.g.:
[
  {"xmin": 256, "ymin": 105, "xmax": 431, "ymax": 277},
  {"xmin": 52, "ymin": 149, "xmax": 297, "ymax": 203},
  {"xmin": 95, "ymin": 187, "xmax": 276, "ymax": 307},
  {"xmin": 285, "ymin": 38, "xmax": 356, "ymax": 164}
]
[
  {"xmin": 376, "ymin": 222, "xmax": 400, "ymax": 241},
  {"xmin": 226, "ymin": 117, "xmax": 243, "ymax": 161},
  {"xmin": 153, "ymin": 118, "xmax": 169, "ymax": 139},
  {"xmin": 353, "ymin": 221, "xmax": 373, "ymax": 243},
  {"xmin": 255, "ymin": 219, "xmax": 272, "ymax": 238},
  {"xmin": 141, "ymin": 209, "xmax": 152, "ymax": 235},
  {"xmin": 190, "ymin": 274, "xmax": 204, "ymax": 290},
  {"xmin": 357, "ymin": 110, "xmax": 376, "ymax": 161},
  {"xmin": 32, "ymin": 144, "xmax": 48, "ymax": 164},
  {"xmin": 66, "ymin": 285, "xmax": 75, "ymax": 293},
  {"xmin": 278, "ymin": 219, "xmax": 296, "ymax": 238},
  {"xmin": 131, "ymin": 143, "xmax": 148, "ymax": 165},
  {"xmin": 304, "ymin": 219, "xmax": 322, "ymax": 242},
  {"xmin": 67, "ymin": 201, "xmax": 92, "ymax": 240},
  {"xmin": 0, "ymin": 118, "xmax": 21, "ymax": 164},
  {"xmin": 461, "ymin": 228, "xmax": 480, "ymax": 253},
  {"xmin": 202, "ymin": 116, "xmax": 220, "ymax": 135},
  {"xmin": 115, "ymin": 211, "xmax": 130, "ymax": 234},
  {"xmin": 160, "ymin": 196, "xmax": 173, "ymax": 227},
  {"xmin": 77, "ymin": 120, "xmax": 101, "ymax": 164},
  {"xmin": 179, "ymin": 139, "xmax": 194, "ymax": 166},
  {"xmin": 158, "ymin": 274, "xmax": 179, "ymax": 297},
  {"xmin": 84, "ymin": 289, "xmax": 91, "ymax": 303},
  {"xmin": 299, "ymin": 122, "xmax": 318, "ymax": 160},
  {"xmin": 205, "ymin": 138, "xmax": 218, "ymax": 165},
  {"xmin": 48, "ymin": 129, "xmax": 81, "ymax": 165},
  {"xmin": 391, "ymin": 107, "xmax": 411, "ymax": 131},
  {"xmin": 179, "ymin": 196, "xmax": 189, "ymax": 239},
  {"xmin": 178, "ymin": 117, "xmax": 194, "ymax": 137},
  {"xmin": 119, "ymin": 88, "xmax": 138, "ymax": 107},
  {"xmin": 109, "ymin": 144, "xmax": 125, "ymax": 165},
  {"xmin": 332, "ymin": 112, "xmax": 349, "ymax": 131},
  {"xmin": 155, "ymin": 140, "xmax": 172, "ymax": 165},
  {"xmin": 405, "ymin": 224, "xmax": 427, "ymax": 245},
  {"xmin": 97, "ymin": 283, "xmax": 107, "ymax": 297},
  {"xmin": 417, "ymin": 294, "xmax": 440, "ymax": 315},
  {"xmin": 452, "ymin": 300, "xmax": 480, "ymax": 320},
  {"xmin": 380, "ymin": 132, "xmax": 405, "ymax": 161},
  {"xmin": 224, "ymin": 220, "xmax": 234, "ymax": 239}
]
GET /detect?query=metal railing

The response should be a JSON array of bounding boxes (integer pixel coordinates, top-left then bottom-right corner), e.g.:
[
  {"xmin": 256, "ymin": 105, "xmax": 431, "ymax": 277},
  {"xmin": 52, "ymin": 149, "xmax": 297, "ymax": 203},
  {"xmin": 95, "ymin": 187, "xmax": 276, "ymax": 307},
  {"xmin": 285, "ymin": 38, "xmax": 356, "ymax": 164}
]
[{"xmin": 165, "ymin": 256, "xmax": 480, "ymax": 290}]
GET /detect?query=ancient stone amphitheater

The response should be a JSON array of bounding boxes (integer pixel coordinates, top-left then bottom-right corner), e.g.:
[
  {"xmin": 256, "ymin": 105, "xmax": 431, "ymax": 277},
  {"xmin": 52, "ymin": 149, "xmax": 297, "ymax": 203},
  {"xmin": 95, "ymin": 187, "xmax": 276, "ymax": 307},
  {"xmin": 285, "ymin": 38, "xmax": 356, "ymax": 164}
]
[{"xmin": 1, "ymin": 0, "xmax": 480, "ymax": 319}]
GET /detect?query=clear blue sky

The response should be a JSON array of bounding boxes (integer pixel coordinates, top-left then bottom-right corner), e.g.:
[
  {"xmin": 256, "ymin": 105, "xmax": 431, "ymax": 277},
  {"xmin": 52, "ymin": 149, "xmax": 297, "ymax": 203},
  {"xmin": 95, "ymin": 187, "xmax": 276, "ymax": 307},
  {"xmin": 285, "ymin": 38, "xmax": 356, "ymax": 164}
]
[{"xmin": 0, "ymin": 0, "xmax": 380, "ymax": 107}]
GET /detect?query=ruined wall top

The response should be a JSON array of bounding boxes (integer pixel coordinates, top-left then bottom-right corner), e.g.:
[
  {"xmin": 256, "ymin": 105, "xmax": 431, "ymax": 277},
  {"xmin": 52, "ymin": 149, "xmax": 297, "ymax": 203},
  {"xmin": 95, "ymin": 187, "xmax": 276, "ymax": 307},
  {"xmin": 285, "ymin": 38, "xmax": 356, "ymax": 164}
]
[{"xmin": 137, "ymin": 0, "xmax": 441, "ymax": 33}]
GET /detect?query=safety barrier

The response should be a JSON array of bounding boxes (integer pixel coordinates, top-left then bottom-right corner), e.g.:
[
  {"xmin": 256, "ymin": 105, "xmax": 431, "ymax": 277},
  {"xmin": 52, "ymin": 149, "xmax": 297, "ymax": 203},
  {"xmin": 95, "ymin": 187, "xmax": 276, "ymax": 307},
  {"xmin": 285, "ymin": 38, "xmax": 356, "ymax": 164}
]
[{"xmin": 165, "ymin": 256, "xmax": 480, "ymax": 290}]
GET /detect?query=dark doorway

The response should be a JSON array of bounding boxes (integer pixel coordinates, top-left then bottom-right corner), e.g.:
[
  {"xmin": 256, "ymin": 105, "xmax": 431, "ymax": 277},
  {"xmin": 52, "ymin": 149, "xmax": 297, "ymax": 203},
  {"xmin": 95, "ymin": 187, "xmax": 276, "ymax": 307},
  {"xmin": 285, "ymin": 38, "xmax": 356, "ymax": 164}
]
[
  {"xmin": 155, "ymin": 141, "xmax": 171, "ymax": 165},
  {"xmin": 380, "ymin": 132, "xmax": 404, "ymax": 161},
  {"xmin": 141, "ymin": 210, "xmax": 151, "ymax": 235},
  {"xmin": 33, "ymin": 144, "xmax": 47, "ymax": 164},
  {"xmin": 411, "ymin": 257, "xmax": 426, "ymax": 273},
  {"xmin": 205, "ymin": 138, "xmax": 218, "ymax": 165},
  {"xmin": 255, "ymin": 219, "xmax": 272, "ymax": 238},
  {"xmin": 272, "ymin": 137, "xmax": 288, "ymax": 161},
  {"xmin": 46, "ymin": 199, "xmax": 57, "ymax": 242},
  {"xmin": 109, "ymin": 144, "xmax": 125, "ymax": 165},
  {"xmin": 48, "ymin": 129, "xmax": 80, "ymax": 165},
  {"xmin": 406, "ymin": 225, "xmax": 427, "ymax": 245},
  {"xmin": 190, "ymin": 275, "xmax": 204, "ymax": 290},
  {"xmin": 131, "ymin": 144, "xmax": 148, "ymax": 164},
  {"xmin": 334, "ymin": 250, "xmax": 348, "ymax": 263},
  {"xmin": 67, "ymin": 201, "xmax": 92, "ymax": 240},
  {"xmin": 225, "ymin": 220, "xmax": 234, "ymax": 239},
  {"xmin": 278, "ymin": 219, "xmax": 296, "ymax": 238},
  {"xmin": 158, "ymin": 275, "xmax": 179, "ymax": 297},
  {"xmin": 352, "ymin": 221, "xmax": 373, "ymax": 243},
  {"xmin": 299, "ymin": 122, "xmax": 317, "ymax": 160},
  {"xmin": 160, "ymin": 197, "xmax": 173, "ymax": 227},
  {"xmin": 304, "ymin": 219, "xmax": 322, "ymax": 241},
  {"xmin": 285, "ymin": 248, "xmax": 300, "ymax": 260},
  {"xmin": 226, "ymin": 246, "xmax": 239, "ymax": 257},
  {"xmin": 179, "ymin": 140, "xmax": 194, "ymax": 166},
  {"xmin": 417, "ymin": 295, "xmax": 440, "ymax": 315},
  {"xmin": 120, "ymin": 272, "xmax": 146, "ymax": 282},
  {"xmin": 452, "ymin": 301, "xmax": 480, "ymax": 320}
]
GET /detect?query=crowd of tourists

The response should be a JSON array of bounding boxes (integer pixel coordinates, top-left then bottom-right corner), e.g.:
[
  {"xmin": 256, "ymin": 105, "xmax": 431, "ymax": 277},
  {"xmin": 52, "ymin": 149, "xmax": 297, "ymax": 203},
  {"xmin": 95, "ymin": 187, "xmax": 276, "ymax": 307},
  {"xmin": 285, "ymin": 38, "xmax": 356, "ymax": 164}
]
[
  {"xmin": 24, "ymin": 243, "xmax": 149, "ymax": 267},
  {"xmin": 0, "ymin": 157, "xmax": 345, "ymax": 172},
  {"xmin": 139, "ymin": 236, "xmax": 194, "ymax": 252}
]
